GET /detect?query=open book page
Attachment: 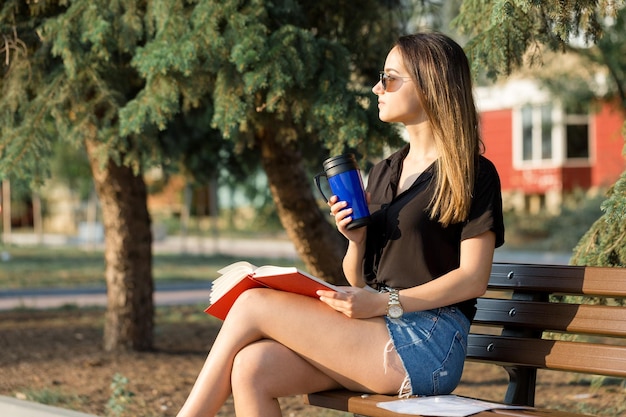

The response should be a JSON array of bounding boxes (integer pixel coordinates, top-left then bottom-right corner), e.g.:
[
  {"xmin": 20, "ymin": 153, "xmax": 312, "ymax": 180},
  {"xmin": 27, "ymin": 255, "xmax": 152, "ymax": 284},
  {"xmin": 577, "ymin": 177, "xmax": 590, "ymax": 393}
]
[
  {"xmin": 217, "ymin": 260, "xmax": 258, "ymax": 275},
  {"xmin": 210, "ymin": 261, "xmax": 258, "ymax": 304},
  {"xmin": 376, "ymin": 395, "xmax": 530, "ymax": 417},
  {"xmin": 253, "ymin": 265, "xmax": 300, "ymax": 276}
]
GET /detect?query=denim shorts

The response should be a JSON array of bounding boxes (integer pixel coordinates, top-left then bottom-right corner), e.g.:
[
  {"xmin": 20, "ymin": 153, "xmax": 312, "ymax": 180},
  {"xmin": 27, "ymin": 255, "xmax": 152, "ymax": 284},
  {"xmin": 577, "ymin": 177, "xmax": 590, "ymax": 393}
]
[{"xmin": 384, "ymin": 306, "xmax": 470, "ymax": 396}]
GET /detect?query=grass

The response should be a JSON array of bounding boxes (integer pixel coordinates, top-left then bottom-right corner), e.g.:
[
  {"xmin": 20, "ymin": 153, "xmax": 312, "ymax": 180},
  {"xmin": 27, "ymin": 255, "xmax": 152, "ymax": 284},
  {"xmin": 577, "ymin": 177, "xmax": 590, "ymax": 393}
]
[
  {"xmin": 17, "ymin": 388, "xmax": 86, "ymax": 410},
  {"xmin": 0, "ymin": 245, "xmax": 303, "ymax": 290}
]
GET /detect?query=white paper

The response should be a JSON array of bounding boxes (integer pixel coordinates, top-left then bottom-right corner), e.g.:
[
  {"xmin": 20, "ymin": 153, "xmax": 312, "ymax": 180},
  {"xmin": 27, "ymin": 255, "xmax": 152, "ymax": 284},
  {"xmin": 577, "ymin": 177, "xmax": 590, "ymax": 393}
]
[{"xmin": 376, "ymin": 395, "xmax": 529, "ymax": 417}]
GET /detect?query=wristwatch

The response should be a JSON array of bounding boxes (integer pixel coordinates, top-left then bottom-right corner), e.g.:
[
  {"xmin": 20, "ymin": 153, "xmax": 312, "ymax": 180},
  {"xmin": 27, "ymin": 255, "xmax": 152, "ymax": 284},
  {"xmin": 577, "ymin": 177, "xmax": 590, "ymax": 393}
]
[{"xmin": 386, "ymin": 289, "xmax": 404, "ymax": 319}]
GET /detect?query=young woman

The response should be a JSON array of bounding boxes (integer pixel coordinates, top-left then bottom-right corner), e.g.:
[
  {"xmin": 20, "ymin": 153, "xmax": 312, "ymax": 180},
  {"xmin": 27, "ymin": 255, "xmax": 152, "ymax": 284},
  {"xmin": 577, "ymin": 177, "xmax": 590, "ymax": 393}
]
[{"xmin": 176, "ymin": 31, "xmax": 504, "ymax": 417}]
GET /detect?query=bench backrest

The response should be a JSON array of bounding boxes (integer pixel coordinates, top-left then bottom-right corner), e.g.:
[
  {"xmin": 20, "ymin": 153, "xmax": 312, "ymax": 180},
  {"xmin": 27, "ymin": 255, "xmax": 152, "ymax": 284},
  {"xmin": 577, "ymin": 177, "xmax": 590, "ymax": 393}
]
[{"xmin": 469, "ymin": 263, "xmax": 626, "ymax": 406}]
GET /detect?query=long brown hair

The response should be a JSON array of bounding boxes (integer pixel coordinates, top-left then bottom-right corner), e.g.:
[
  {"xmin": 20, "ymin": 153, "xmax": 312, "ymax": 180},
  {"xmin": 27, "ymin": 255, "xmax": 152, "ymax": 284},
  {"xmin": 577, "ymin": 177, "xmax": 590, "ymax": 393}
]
[{"xmin": 396, "ymin": 32, "xmax": 482, "ymax": 227}]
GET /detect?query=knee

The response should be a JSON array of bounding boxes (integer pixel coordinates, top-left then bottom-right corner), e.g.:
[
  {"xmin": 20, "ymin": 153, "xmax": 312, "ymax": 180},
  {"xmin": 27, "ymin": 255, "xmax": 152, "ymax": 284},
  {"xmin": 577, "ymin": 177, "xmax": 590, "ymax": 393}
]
[
  {"xmin": 228, "ymin": 288, "xmax": 272, "ymax": 320},
  {"xmin": 231, "ymin": 342, "xmax": 271, "ymax": 391}
]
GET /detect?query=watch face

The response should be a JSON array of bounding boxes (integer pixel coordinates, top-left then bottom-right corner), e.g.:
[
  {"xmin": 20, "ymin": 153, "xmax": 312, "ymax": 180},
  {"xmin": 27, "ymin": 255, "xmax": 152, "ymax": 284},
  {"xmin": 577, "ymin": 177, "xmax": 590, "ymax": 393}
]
[{"xmin": 388, "ymin": 304, "xmax": 403, "ymax": 319}]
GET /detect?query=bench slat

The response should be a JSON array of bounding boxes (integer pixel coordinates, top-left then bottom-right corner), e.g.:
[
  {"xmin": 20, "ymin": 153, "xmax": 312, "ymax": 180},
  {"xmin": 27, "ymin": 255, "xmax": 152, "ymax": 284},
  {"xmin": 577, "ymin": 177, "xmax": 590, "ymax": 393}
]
[
  {"xmin": 474, "ymin": 298, "xmax": 626, "ymax": 336},
  {"xmin": 489, "ymin": 264, "xmax": 626, "ymax": 297},
  {"xmin": 468, "ymin": 334, "xmax": 626, "ymax": 377}
]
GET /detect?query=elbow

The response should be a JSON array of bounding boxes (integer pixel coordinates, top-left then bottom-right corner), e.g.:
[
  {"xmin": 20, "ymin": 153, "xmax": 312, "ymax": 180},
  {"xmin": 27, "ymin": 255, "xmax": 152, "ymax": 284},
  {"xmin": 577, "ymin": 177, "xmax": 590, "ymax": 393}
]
[
  {"xmin": 471, "ymin": 283, "xmax": 488, "ymax": 299},
  {"xmin": 468, "ymin": 273, "xmax": 490, "ymax": 299}
]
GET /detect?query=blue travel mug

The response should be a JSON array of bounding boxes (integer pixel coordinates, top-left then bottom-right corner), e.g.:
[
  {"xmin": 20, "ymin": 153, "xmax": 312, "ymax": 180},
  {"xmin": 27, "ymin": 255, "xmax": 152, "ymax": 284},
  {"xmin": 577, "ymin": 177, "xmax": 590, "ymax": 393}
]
[{"xmin": 314, "ymin": 154, "xmax": 370, "ymax": 230}]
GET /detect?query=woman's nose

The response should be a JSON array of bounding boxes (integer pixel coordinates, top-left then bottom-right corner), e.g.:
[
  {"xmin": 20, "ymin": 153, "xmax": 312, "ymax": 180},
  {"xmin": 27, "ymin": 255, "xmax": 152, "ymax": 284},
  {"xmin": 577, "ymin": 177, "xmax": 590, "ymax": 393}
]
[{"xmin": 372, "ymin": 81, "xmax": 384, "ymax": 95}]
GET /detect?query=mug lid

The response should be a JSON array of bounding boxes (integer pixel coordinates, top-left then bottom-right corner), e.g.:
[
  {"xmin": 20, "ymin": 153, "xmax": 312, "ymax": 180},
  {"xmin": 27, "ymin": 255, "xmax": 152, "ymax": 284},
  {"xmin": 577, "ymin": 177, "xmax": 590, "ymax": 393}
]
[{"xmin": 323, "ymin": 153, "xmax": 357, "ymax": 171}]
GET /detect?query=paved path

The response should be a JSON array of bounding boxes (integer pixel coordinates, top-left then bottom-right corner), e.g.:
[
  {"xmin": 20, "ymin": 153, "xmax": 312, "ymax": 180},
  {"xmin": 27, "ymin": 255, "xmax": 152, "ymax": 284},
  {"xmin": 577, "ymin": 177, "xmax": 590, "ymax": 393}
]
[
  {"xmin": 0, "ymin": 282, "xmax": 212, "ymax": 311},
  {"xmin": 0, "ymin": 395, "xmax": 100, "ymax": 417}
]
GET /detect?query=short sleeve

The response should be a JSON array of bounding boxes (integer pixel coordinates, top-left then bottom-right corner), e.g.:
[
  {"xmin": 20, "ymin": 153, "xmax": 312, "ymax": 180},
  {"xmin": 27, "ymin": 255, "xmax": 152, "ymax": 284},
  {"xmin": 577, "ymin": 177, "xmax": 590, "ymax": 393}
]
[{"xmin": 461, "ymin": 156, "xmax": 505, "ymax": 247}]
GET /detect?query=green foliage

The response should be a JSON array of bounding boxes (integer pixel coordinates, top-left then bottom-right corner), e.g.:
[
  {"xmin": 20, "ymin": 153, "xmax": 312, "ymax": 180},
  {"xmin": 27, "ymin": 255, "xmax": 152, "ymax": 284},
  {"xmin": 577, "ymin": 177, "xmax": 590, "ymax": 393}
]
[
  {"xmin": 106, "ymin": 373, "xmax": 134, "ymax": 417},
  {"xmin": 21, "ymin": 388, "xmax": 85, "ymax": 409},
  {"xmin": 1, "ymin": 0, "xmax": 147, "ymax": 183},
  {"xmin": 537, "ymin": 6, "xmax": 626, "ymax": 113},
  {"xmin": 602, "ymin": 170, "xmax": 626, "ymax": 223},
  {"xmin": 597, "ymin": 6, "xmax": 626, "ymax": 108},
  {"xmin": 1, "ymin": 0, "xmax": 408, "ymax": 192},
  {"xmin": 49, "ymin": 141, "xmax": 93, "ymax": 200},
  {"xmin": 124, "ymin": 0, "xmax": 406, "ymax": 162},
  {"xmin": 572, "ymin": 169, "xmax": 626, "ymax": 266},
  {"xmin": 453, "ymin": 0, "xmax": 619, "ymax": 80}
]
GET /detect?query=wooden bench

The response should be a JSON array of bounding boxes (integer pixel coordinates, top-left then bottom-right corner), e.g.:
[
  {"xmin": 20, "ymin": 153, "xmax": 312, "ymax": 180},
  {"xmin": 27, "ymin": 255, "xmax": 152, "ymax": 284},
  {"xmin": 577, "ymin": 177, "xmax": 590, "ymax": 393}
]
[{"xmin": 305, "ymin": 262, "xmax": 626, "ymax": 417}]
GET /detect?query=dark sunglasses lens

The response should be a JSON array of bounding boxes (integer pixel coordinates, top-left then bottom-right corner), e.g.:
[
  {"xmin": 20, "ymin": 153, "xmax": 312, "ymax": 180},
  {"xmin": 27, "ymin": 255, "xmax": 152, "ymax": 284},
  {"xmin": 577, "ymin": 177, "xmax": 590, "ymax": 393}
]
[{"xmin": 380, "ymin": 73, "xmax": 386, "ymax": 90}]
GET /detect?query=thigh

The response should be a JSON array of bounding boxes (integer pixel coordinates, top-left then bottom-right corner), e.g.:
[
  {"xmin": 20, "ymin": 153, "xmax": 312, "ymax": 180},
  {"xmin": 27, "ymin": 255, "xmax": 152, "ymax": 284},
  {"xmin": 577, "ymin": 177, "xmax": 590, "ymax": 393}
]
[
  {"xmin": 232, "ymin": 339, "xmax": 340, "ymax": 398},
  {"xmin": 226, "ymin": 288, "xmax": 405, "ymax": 394}
]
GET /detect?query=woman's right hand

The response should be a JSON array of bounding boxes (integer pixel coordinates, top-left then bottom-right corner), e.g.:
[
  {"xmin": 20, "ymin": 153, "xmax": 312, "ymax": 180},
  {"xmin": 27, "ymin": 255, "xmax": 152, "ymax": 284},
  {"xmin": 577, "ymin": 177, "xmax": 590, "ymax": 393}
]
[{"xmin": 329, "ymin": 195, "xmax": 367, "ymax": 243}]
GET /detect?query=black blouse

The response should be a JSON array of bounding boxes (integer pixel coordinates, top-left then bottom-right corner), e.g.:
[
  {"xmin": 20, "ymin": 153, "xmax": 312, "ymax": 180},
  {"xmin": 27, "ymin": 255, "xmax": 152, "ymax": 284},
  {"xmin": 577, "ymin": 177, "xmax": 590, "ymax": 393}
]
[{"xmin": 363, "ymin": 145, "xmax": 505, "ymax": 320}]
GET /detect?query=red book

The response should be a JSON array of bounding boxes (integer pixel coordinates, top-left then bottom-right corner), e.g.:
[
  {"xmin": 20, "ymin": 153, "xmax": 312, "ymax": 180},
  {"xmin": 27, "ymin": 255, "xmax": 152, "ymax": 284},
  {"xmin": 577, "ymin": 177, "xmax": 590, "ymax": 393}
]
[{"xmin": 205, "ymin": 261, "xmax": 344, "ymax": 320}]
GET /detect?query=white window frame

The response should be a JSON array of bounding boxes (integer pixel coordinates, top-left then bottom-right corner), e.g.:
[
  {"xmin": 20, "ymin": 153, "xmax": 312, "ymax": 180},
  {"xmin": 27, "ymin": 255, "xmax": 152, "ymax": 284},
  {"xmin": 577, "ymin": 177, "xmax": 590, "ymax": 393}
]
[{"xmin": 512, "ymin": 102, "xmax": 590, "ymax": 169}]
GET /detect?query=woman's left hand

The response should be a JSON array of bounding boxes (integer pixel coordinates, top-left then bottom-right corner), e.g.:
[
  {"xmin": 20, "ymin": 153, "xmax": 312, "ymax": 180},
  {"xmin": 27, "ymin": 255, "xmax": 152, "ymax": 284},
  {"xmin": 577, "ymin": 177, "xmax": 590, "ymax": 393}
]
[{"xmin": 316, "ymin": 286, "xmax": 386, "ymax": 319}]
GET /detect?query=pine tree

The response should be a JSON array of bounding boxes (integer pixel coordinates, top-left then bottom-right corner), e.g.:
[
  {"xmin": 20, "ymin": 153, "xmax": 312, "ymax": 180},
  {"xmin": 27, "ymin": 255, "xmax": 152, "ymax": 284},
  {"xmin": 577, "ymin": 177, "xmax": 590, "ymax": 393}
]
[{"xmin": 1, "ymin": 0, "xmax": 157, "ymax": 352}]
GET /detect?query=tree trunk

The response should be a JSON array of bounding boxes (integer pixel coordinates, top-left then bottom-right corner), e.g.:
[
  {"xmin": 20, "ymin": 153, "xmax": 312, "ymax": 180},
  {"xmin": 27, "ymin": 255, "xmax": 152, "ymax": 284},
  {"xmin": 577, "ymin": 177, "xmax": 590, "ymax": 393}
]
[
  {"xmin": 85, "ymin": 139, "xmax": 154, "ymax": 352},
  {"xmin": 258, "ymin": 132, "xmax": 348, "ymax": 285}
]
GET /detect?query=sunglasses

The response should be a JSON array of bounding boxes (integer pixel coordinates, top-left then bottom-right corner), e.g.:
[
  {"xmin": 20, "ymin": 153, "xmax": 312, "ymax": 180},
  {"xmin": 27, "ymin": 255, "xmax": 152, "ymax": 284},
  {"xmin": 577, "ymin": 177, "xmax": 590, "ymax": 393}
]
[{"xmin": 379, "ymin": 71, "xmax": 412, "ymax": 91}]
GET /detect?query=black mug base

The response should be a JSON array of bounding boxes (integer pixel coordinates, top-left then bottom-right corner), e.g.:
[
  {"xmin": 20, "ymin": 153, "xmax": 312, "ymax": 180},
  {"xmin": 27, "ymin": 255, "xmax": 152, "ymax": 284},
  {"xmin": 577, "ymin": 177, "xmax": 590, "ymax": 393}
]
[{"xmin": 346, "ymin": 217, "xmax": 370, "ymax": 230}]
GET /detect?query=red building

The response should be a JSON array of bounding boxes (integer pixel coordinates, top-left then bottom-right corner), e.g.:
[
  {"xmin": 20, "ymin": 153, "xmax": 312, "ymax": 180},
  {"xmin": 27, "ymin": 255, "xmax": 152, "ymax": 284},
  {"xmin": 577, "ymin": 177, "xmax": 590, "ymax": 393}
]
[{"xmin": 476, "ymin": 79, "xmax": 625, "ymax": 213}]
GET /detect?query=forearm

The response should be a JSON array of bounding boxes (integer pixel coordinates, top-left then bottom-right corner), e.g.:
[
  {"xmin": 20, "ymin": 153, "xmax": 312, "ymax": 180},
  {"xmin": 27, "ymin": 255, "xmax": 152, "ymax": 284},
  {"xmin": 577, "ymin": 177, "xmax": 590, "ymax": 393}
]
[
  {"xmin": 342, "ymin": 240, "xmax": 367, "ymax": 288},
  {"xmin": 398, "ymin": 268, "xmax": 488, "ymax": 313}
]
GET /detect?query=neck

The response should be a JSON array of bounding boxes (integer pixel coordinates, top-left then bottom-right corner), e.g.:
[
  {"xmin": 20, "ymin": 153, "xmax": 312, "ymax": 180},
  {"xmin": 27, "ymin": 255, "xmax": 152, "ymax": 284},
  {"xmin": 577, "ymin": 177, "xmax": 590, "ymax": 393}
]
[
  {"xmin": 404, "ymin": 122, "xmax": 438, "ymax": 163},
  {"xmin": 396, "ymin": 123, "xmax": 439, "ymax": 194}
]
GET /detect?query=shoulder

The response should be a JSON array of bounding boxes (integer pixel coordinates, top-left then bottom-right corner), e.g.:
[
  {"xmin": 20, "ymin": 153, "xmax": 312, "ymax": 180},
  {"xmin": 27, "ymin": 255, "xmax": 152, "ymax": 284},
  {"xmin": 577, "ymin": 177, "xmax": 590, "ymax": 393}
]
[
  {"xmin": 476, "ymin": 155, "xmax": 501, "ymax": 185},
  {"xmin": 477, "ymin": 155, "xmax": 498, "ymax": 175}
]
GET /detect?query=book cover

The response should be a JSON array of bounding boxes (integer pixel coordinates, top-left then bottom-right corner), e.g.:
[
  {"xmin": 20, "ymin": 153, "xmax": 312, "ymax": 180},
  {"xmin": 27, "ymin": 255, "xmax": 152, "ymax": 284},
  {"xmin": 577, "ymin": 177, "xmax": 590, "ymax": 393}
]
[{"xmin": 204, "ymin": 261, "xmax": 342, "ymax": 320}]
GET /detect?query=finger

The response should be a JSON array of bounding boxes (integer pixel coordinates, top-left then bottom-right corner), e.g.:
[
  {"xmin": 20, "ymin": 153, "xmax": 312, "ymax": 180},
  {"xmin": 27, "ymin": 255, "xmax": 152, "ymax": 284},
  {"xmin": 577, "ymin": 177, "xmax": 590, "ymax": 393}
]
[
  {"xmin": 336, "ymin": 211, "xmax": 353, "ymax": 225},
  {"xmin": 318, "ymin": 296, "xmax": 350, "ymax": 315},
  {"xmin": 329, "ymin": 201, "xmax": 348, "ymax": 218},
  {"xmin": 331, "ymin": 201, "xmax": 348, "ymax": 214},
  {"xmin": 317, "ymin": 289, "xmax": 344, "ymax": 299}
]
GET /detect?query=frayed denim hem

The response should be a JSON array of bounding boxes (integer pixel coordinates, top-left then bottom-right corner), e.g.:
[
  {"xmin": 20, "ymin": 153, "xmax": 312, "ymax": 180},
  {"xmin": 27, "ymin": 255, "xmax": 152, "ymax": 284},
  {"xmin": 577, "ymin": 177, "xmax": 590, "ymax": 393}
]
[{"xmin": 383, "ymin": 339, "xmax": 412, "ymax": 398}]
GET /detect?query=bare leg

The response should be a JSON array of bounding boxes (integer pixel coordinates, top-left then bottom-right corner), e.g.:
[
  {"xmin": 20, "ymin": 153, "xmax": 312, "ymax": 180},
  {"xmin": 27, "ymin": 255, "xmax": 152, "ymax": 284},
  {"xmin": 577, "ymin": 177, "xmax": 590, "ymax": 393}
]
[
  {"xmin": 231, "ymin": 340, "xmax": 341, "ymax": 416},
  {"xmin": 176, "ymin": 288, "xmax": 405, "ymax": 417}
]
